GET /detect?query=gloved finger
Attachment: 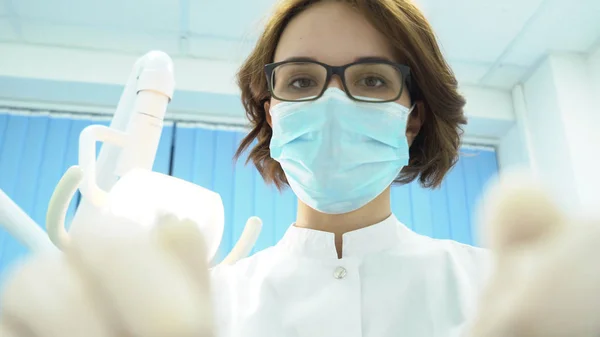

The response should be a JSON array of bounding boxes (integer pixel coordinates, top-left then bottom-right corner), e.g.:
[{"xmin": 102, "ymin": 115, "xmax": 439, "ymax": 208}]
[
  {"xmin": 0, "ymin": 319, "xmax": 20, "ymax": 337},
  {"xmin": 477, "ymin": 171, "xmax": 564, "ymax": 253},
  {"xmin": 68, "ymin": 212, "xmax": 214, "ymax": 337},
  {"xmin": 0, "ymin": 252, "xmax": 113, "ymax": 337},
  {"xmin": 154, "ymin": 212, "xmax": 212, "ymax": 294}
]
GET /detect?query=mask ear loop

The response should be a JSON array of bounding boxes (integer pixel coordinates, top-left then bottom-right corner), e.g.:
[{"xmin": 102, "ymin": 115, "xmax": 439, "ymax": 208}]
[{"xmin": 403, "ymin": 103, "xmax": 417, "ymax": 122}]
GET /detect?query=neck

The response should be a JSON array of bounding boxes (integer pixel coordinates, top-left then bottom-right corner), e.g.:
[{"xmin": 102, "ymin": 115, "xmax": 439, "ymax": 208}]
[{"xmin": 294, "ymin": 188, "xmax": 393, "ymax": 258}]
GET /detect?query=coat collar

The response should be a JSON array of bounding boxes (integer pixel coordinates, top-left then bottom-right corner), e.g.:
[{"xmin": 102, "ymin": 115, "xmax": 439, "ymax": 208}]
[{"xmin": 277, "ymin": 214, "xmax": 413, "ymax": 259}]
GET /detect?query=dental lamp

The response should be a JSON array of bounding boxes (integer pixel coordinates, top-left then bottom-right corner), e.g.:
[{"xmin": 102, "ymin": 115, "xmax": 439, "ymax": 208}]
[{"xmin": 0, "ymin": 51, "xmax": 261, "ymax": 265}]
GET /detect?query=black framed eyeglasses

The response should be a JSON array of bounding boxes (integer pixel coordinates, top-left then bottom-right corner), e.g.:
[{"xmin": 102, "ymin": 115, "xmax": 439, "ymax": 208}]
[{"xmin": 264, "ymin": 58, "xmax": 412, "ymax": 103}]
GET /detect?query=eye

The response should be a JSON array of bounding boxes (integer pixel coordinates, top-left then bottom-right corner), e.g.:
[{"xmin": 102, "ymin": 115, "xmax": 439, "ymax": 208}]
[
  {"xmin": 358, "ymin": 76, "xmax": 386, "ymax": 88},
  {"xmin": 289, "ymin": 77, "xmax": 317, "ymax": 89}
]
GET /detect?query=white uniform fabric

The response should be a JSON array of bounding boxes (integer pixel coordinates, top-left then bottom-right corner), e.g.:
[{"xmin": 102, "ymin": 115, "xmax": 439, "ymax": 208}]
[{"xmin": 210, "ymin": 214, "xmax": 491, "ymax": 337}]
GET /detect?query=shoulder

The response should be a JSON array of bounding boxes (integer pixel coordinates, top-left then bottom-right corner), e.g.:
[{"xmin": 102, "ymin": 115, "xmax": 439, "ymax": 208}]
[
  {"xmin": 436, "ymin": 238, "xmax": 491, "ymax": 281},
  {"xmin": 397, "ymin": 222, "xmax": 490, "ymax": 264},
  {"xmin": 424, "ymin": 235, "xmax": 490, "ymax": 267},
  {"xmin": 209, "ymin": 245, "xmax": 283, "ymax": 283},
  {"xmin": 208, "ymin": 246, "xmax": 284, "ymax": 326},
  {"xmin": 397, "ymin": 230, "xmax": 492, "ymax": 287}
]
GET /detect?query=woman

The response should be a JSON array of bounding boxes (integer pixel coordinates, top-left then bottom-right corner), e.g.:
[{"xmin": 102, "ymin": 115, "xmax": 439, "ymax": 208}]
[
  {"xmin": 212, "ymin": 1, "xmax": 489, "ymax": 336},
  {"xmin": 0, "ymin": 1, "xmax": 489, "ymax": 336}
]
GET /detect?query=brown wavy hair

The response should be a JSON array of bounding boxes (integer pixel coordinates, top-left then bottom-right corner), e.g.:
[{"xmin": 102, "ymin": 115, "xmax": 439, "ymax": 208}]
[{"xmin": 234, "ymin": 0, "xmax": 467, "ymax": 190}]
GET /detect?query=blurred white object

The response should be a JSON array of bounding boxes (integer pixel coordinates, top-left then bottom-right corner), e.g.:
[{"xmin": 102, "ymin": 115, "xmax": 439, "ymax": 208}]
[
  {"xmin": 99, "ymin": 168, "xmax": 226, "ymax": 262},
  {"xmin": 0, "ymin": 50, "xmax": 261, "ymax": 264},
  {"xmin": 0, "ymin": 189, "xmax": 55, "ymax": 253},
  {"xmin": 220, "ymin": 216, "xmax": 263, "ymax": 266},
  {"xmin": 1, "ymin": 209, "xmax": 217, "ymax": 337},
  {"xmin": 468, "ymin": 170, "xmax": 600, "ymax": 337}
]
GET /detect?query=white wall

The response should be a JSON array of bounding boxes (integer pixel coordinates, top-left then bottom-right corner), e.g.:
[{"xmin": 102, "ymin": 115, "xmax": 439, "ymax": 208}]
[
  {"xmin": 503, "ymin": 49, "xmax": 600, "ymax": 214},
  {"xmin": 589, "ymin": 46, "xmax": 600, "ymax": 100},
  {"xmin": 551, "ymin": 53, "xmax": 599, "ymax": 212},
  {"xmin": 497, "ymin": 123, "xmax": 528, "ymax": 170},
  {"xmin": 523, "ymin": 56, "xmax": 580, "ymax": 210},
  {"xmin": 0, "ymin": 43, "xmax": 240, "ymax": 95},
  {"xmin": 496, "ymin": 84, "xmax": 535, "ymax": 172}
]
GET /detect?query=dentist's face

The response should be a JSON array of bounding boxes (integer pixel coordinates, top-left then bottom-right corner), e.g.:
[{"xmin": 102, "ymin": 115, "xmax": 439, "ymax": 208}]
[{"xmin": 264, "ymin": 1, "xmax": 423, "ymax": 146}]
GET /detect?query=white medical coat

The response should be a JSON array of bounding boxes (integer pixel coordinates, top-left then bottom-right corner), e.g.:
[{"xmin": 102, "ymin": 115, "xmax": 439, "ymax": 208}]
[{"xmin": 210, "ymin": 214, "xmax": 491, "ymax": 337}]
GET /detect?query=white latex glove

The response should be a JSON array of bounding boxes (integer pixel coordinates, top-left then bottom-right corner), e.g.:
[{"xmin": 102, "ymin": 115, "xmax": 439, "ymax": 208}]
[
  {"xmin": 0, "ymin": 211, "xmax": 214, "ymax": 337},
  {"xmin": 469, "ymin": 173, "xmax": 600, "ymax": 337}
]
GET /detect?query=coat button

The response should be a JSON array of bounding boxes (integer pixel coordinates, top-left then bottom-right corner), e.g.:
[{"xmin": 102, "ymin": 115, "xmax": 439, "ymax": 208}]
[{"xmin": 333, "ymin": 266, "xmax": 347, "ymax": 279}]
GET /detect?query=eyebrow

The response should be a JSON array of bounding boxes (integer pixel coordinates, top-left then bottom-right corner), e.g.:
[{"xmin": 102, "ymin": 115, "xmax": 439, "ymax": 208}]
[
  {"xmin": 280, "ymin": 56, "xmax": 396, "ymax": 64},
  {"xmin": 354, "ymin": 56, "xmax": 395, "ymax": 63},
  {"xmin": 281, "ymin": 56, "xmax": 318, "ymax": 63}
]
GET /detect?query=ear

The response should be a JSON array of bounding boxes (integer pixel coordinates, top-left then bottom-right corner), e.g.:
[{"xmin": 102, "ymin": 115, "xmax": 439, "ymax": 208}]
[
  {"xmin": 405, "ymin": 101, "xmax": 425, "ymax": 146},
  {"xmin": 264, "ymin": 101, "xmax": 272, "ymax": 127}
]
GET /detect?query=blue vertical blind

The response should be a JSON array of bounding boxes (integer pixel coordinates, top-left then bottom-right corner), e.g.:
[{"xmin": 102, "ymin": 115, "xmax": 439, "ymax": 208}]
[
  {"xmin": 0, "ymin": 112, "xmax": 498, "ymax": 278},
  {"xmin": 0, "ymin": 112, "xmax": 173, "ymax": 280},
  {"xmin": 389, "ymin": 148, "xmax": 498, "ymax": 245}
]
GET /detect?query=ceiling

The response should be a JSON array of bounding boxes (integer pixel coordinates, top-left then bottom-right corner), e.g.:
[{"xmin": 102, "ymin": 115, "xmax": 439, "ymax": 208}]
[{"xmin": 0, "ymin": 0, "xmax": 599, "ymax": 90}]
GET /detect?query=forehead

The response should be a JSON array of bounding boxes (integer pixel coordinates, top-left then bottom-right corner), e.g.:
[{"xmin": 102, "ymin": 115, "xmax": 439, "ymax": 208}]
[{"xmin": 273, "ymin": 1, "xmax": 397, "ymax": 65}]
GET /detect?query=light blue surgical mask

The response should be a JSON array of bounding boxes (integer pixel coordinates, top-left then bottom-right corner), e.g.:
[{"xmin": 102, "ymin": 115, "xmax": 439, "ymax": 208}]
[{"xmin": 269, "ymin": 87, "xmax": 414, "ymax": 214}]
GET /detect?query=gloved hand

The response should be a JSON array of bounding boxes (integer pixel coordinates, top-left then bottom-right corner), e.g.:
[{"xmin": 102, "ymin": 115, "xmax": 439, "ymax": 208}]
[
  {"xmin": 468, "ymin": 173, "xmax": 600, "ymax": 337},
  {"xmin": 0, "ymin": 211, "xmax": 215, "ymax": 337}
]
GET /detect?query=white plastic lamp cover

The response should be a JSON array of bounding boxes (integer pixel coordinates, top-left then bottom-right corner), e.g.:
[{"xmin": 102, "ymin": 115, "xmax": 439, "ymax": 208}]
[{"xmin": 107, "ymin": 169, "xmax": 225, "ymax": 262}]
